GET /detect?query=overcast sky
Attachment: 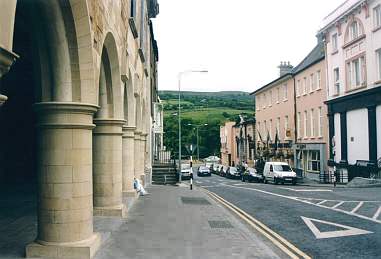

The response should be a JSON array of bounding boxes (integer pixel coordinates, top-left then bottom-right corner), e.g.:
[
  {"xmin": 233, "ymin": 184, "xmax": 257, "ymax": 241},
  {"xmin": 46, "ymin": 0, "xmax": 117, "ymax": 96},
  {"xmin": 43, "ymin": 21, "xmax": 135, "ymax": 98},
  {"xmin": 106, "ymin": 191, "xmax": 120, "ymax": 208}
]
[{"xmin": 153, "ymin": 0, "xmax": 344, "ymax": 93}]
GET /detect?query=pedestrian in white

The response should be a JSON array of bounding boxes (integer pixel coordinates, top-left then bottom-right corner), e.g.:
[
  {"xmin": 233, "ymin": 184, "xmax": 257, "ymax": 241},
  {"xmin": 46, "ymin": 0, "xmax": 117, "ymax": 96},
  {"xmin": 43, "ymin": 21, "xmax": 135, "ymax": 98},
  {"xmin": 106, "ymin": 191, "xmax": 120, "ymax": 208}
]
[{"xmin": 134, "ymin": 177, "xmax": 148, "ymax": 196}]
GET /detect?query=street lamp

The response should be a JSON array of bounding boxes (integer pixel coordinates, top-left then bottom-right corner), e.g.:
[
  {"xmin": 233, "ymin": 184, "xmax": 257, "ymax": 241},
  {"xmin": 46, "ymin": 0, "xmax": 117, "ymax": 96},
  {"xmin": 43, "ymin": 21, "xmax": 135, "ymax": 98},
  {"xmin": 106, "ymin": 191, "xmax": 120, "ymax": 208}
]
[
  {"xmin": 187, "ymin": 123, "xmax": 208, "ymax": 161},
  {"xmin": 178, "ymin": 70, "xmax": 208, "ymax": 182}
]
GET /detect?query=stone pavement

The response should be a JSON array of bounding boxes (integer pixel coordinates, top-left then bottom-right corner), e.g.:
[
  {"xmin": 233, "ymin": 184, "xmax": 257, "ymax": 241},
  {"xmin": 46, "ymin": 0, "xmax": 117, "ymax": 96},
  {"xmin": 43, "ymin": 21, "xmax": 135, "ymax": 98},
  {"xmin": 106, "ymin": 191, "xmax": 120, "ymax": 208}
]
[{"xmin": 94, "ymin": 184, "xmax": 285, "ymax": 259}]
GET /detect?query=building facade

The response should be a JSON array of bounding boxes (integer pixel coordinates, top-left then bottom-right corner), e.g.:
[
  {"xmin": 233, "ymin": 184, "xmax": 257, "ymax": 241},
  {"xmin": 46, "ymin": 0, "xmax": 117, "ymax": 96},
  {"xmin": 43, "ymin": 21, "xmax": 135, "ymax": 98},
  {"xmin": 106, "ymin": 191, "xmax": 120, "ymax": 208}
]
[
  {"xmin": 318, "ymin": 0, "xmax": 381, "ymax": 181},
  {"xmin": 293, "ymin": 42, "xmax": 329, "ymax": 180},
  {"xmin": 233, "ymin": 118, "xmax": 256, "ymax": 167},
  {"xmin": 220, "ymin": 121, "xmax": 236, "ymax": 166},
  {"xmin": 0, "ymin": 0, "xmax": 159, "ymax": 258},
  {"xmin": 252, "ymin": 64, "xmax": 296, "ymax": 167}
]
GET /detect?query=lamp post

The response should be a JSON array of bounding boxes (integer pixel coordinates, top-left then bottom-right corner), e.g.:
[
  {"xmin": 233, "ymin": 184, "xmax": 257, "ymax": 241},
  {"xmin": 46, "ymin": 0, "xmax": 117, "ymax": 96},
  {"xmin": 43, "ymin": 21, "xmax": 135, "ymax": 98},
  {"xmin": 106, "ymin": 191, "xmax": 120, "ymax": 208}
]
[
  {"xmin": 178, "ymin": 70, "xmax": 208, "ymax": 182},
  {"xmin": 187, "ymin": 123, "xmax": 208, "ymax": 161}
]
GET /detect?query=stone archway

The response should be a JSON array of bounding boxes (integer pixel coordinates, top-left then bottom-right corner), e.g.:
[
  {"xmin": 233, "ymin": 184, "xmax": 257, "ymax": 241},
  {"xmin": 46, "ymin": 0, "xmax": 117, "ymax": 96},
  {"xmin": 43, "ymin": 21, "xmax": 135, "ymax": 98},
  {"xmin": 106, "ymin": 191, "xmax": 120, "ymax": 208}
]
[
  {"xmin": 93, "ymin": 32, "xmax": 126, "ymax": 217},
  {"xmin": 0, "ymin": 0, "xmax": 100, "ymax": 258}
]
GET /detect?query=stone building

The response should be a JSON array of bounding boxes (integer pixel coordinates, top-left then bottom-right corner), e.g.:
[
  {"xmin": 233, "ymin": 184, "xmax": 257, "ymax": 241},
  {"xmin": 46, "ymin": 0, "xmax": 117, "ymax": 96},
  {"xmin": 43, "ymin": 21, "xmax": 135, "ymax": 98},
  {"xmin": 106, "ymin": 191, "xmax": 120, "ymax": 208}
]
[
  {"xmin": 251, "ymin": 63, "xmax": 296, "ymax": 167},
  {"xmin": 318, "ymin": 0, "xmax": 381, "ymax": 181},
  {"xmin": 0, "ymin": 0, "xmax": 159, "ymax": 258},
  {"xmin": 233, "ymin": 117, "xmax": 256, "ymax": 167}
]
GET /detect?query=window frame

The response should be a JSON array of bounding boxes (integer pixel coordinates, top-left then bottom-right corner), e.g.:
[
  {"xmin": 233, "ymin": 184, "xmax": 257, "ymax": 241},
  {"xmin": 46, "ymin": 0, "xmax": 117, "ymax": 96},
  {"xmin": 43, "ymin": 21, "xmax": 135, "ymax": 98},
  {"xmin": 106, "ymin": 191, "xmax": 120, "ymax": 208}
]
[
  {"xmin": 377, "ymin": 48, "xmax": 381, "ymax": 81},
  {"xmin": 297, "ymin": 112, "xmax": 301, "ymax": 140},
  {"xmin": 316, "ymin": 70, "xmax": 321, "ymax": 90},
  {"xmin": 346, "ymin": 54, "xmax": 366, "ymax": 91},
  {"xmin": 310, "ymin": 108, "xmax": 315, "ymax": 138},
  {"xmin": 333, "ymin": 67, "xmax": 340, "ymax": 95},
  {"xmin": 304, "ymin": 110, "xmax": 308, "ymax": 138},
  {"xmin": 318, "ymin": 107, "xmax": 323, "ymax": 138},
  {"xmin": 284, "ymin": 115, "xmax": 289, "ymax": 139},
  {"xmin": 332, "ymin": 33, "xmax": 338, "ymax": 52},
  {"xmin": 303, "ymin": 77, "xmax": 307, "ymax": 95},
  {"xmin": 310, "ymin": 73, "xmax": 314, "ymax": 93},
  {"xmin": 374, "ymin": 5, "xmax": 381, "ymax": 30},
  {"xmin": 296, "ymin": 80, "xmax": 301, "ymax": 97},
  {"xmin": 283, "ymin": 84, "xmax": 288, "ymax": 101}
]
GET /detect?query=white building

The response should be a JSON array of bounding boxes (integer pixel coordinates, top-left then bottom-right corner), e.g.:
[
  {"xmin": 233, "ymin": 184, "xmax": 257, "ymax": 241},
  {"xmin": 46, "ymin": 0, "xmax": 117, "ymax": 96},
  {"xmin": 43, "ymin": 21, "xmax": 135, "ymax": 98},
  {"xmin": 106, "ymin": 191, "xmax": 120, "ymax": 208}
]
[{"xmin": 318, "ymin": 0, "xmax": 381, "ymax": 181}]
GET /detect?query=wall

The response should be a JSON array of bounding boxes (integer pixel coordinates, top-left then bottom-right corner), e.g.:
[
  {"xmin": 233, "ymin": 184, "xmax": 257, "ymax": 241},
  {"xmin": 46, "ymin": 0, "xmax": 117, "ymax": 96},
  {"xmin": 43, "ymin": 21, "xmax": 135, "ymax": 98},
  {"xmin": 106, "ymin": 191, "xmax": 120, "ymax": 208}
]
[
  {"xmin": 347, "ymin": 108, "xmax": 369, "ymax": 163},
  {"xmin": 334, "ymin": 113, "xmax": 341, "ymax": 162}
]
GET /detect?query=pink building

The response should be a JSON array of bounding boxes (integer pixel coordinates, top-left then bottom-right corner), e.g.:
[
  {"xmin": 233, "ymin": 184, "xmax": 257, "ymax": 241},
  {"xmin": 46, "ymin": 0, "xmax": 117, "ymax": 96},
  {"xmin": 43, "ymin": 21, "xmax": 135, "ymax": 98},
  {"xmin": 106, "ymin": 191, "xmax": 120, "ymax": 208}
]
[{"xmin": 220, "ymin": 121, "xmax": 237, "ymax": 166}]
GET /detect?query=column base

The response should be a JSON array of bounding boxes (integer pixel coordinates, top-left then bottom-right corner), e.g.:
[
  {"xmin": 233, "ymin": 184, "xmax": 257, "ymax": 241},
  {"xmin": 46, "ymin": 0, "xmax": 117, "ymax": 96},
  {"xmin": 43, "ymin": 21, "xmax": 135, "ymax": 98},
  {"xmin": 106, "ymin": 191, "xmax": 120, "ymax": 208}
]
[
  {"xmin": 93, "ymin": 204, "xmax": 127, "ymax": 218},
  {"xmin": 123, "ymin": 190, "xmax": 138, "ymax": 198},
  {"xmin": 26, "ymin": 233, "xmax": 101, "ymax": 259}
]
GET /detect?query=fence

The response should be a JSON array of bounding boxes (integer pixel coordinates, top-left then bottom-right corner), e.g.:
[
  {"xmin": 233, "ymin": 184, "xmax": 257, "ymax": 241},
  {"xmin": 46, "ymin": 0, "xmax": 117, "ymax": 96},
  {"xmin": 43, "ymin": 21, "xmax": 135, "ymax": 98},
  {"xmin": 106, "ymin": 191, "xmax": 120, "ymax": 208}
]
[{"xmin": 154, "ymin": 149, "xmax": 172, "ymax": 164}]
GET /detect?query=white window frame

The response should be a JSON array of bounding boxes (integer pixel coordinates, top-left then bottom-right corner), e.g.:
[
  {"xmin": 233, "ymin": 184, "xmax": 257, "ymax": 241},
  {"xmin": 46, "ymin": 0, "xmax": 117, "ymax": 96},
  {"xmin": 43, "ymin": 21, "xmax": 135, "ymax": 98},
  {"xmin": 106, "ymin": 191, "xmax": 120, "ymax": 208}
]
[
  {"xmin": 346, "ymin": 55, "xmax": 366, "ymax": 90},
  {"xmin": 332, "ymin": 33, "xmax": 338, "ymax": 52},
  {"xmin": 307, "ymin": 150, "xmax": 320, "ymax": 173},
  {"xmin": 257, "ymin": 122, "xmax": 261, "ymax": 141},
  {"xmin": 263, "ymin": 120, "xmax": 267, "ymax": 138},
  {"xmin": 303, "ymin": 77, "xmax": 307, "ymax": 95},
  {"xmin": 269, "ymin": 119, "xmax": 273, "ymax": 140},
  {"xmin": 318, "ymin": 107, "xmax": 323, "ymax": 137},
  {"xmin": 334, "ymin": 68, "xmax": 340, "ymax": 95},
  {"xmin": 263, "ymin": 93, "xmax": 266, "ymax": 109},
  {"xmin": 269, "ymin": 90, "xmax": 272, "ymax": 106},
  {"xmin": 377, "ymin": 49, "xmax": 381, "ymax": 81},
  {"xmin": 297, "ymin": 112, "xmax": 301, "ymax": 139},
  {"xmin": 276, "ymin": 87, "xmax": 280, "ymax": 103},
  {"xmin": 316, "ymin": 70, "xmax": 321, "ymax": 90},
  {"xmin": 296, "ymin": 80, "xmax": 301, "ymax": 97},
  {"xmin": 374, "ymin": 5, "xmax": 381, "ymax": 29},
  {"xmin": 304, "ymin": 111, "xmax": 308, "ymax": 138},
  {"xmin": 310, "ymin": 73, "xmax": 314, "ymax": 92},
  {"xmin": 310, "ymin": 108, "xmax": 315, "ymax": 138},
  {"xmin": 349, "ymin": 20, "xmax": 359, "ymax": 41},
  {"xmin": 284, "ymin": 115, "xmax": 289, "ymax": 139},
  {"xmin": 276, "ymin": 117, "xmax": 280, "ymax": 137},
  {"xmin": 283, "ymin": 84, "xmax": 288, "ymax": 101}
]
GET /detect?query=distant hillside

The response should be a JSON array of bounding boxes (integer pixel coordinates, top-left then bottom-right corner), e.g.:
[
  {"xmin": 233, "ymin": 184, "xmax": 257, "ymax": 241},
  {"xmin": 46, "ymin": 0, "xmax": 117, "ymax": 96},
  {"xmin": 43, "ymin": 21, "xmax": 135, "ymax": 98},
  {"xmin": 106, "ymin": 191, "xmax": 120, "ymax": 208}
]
[{"xmin": 159, "ymin": 90, "xmax": 254, "ymax": 159}]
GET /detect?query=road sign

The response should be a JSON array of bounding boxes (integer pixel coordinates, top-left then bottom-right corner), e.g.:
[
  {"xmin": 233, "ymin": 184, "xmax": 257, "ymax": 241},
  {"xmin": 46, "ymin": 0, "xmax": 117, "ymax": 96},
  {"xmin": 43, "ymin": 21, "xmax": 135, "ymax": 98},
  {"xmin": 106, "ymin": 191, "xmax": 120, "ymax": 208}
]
[{"xmin": 301, "ymin": 216, "xmax": 372, "ymax": 239}]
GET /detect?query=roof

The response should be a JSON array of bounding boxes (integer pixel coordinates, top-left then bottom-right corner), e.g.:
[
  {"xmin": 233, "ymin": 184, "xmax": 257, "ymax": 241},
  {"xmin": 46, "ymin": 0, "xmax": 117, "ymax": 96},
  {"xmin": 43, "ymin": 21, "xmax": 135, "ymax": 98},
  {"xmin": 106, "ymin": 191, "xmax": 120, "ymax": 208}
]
[
  {"xmin": 291, "ymin": 41, "xmax": 325, "ymax": 75},
  {"xmin": 250, "ymin": 73, "xmax": 292, "ymax": 96}
]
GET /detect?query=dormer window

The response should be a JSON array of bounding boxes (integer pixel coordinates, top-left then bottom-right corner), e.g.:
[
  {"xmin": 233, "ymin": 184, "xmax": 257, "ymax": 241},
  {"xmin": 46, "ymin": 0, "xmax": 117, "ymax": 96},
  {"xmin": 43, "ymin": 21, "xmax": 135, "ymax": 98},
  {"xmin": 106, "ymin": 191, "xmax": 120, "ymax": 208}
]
[{"xmin": 350, "ymin": 21, "xmax": 359, "ymax": 40}]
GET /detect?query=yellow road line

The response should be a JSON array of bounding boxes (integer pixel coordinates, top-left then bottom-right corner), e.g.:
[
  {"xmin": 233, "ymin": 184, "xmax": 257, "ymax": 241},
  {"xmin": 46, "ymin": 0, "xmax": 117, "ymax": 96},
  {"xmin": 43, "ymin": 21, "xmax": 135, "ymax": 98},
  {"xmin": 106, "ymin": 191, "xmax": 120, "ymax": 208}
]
[{"xmin": 203, "ymin": 188, "xmax": 311, "ymax": 259}]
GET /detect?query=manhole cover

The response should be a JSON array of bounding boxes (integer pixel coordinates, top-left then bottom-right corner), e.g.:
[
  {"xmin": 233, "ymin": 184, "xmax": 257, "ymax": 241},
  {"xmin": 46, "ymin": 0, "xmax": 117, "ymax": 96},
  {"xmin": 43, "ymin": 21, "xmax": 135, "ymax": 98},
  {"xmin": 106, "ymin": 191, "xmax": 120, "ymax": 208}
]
[
  {"xmin": 181, "ymin": 196, "xmax": 211, "ymax": 205},
  {"xmin": 208, "ymin": 220, "xmax": 234, "ymax": 229}
]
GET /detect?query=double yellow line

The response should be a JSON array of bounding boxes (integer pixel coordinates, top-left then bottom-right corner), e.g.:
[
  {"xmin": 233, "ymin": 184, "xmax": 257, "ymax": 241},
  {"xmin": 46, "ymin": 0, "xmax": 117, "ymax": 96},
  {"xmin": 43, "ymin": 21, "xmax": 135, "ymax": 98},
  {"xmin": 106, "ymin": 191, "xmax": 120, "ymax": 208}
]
[{"xmin": 204, "ymin": 189, "xmax": 312, "ymax": 259}]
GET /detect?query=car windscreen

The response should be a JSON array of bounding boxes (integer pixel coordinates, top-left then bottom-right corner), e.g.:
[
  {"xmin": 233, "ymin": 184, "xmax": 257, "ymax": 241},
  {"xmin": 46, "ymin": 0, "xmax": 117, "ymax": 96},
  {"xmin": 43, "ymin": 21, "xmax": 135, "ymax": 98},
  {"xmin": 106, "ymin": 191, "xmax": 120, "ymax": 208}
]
[
  {"xmin": 229, "ymin": 167, "xmax": 237, "ymax": 172},
  {"xmin": 273, "ymin": 165, "xmax": 292, "ymax": 172},
  {"xmin": 199, "ymin": 166, "xmax": 208, "ymax": 170},
  {"xmin": 181, "ymin": 164, "xmax": 190, "ymax": 169}
]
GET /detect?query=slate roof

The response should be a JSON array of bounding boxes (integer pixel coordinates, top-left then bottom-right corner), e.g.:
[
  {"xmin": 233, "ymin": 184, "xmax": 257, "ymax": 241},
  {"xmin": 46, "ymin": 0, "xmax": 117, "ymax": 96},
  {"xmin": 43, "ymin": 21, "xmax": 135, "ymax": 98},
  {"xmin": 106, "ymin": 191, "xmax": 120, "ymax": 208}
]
[{"xmin": 291, "ymin": 41, "xmax": 325, "ymax": 74}]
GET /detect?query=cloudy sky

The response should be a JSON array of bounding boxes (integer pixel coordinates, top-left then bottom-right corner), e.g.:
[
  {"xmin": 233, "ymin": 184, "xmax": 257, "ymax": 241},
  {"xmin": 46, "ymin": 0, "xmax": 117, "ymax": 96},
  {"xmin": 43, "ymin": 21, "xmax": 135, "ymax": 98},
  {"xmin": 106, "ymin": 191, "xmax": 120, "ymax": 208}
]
[{"xmin": 153, "ymin": 0, "xmax": 344, "ymax": 93}]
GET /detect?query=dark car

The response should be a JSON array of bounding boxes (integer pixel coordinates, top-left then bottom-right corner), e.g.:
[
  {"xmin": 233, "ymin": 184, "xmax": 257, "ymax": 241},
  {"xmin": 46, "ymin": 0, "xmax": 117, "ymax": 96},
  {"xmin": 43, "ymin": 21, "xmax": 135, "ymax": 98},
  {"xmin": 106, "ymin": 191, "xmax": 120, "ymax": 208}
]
[
  {"xmin": 242, "ymin": 167, "xmax": 264, "ymax": 182},
  {"xmin": 197, "ymin": 165, "xmax": 211, "ymax": 177},
  {"xmin": 226, "ymin": 166, "xmax": 240, "ymax": 179}
]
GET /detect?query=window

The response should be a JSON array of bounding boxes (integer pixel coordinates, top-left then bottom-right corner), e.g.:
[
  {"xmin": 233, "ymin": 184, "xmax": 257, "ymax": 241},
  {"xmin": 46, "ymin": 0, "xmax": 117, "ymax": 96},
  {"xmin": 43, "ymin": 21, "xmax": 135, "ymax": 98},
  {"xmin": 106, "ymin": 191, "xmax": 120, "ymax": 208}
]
[
  {"xmin": 307, "ymin": 151, "xmax": 320, "ymax": 172},
  {"xmin": 304, "ymin": 111, "xmax": 308, "ymax": 138},
  {"xmin": 276, "ymin": 87, "xmax": 280, "ymax": 103},
  {"xmin": 374, "ymin": 5, "xmax": 381, "ymax": 29},
  {"xmin": 349, "ymin": 21, "xmax": 359, "ymax": 41},
  {"xmin": 257, "ymin": 122, "xmax": 261, "ymax": 141},
  {"xmin": 264, "ymin": 120, "xmax": 267, "ymax": 137},
  {"xmin": 318, "ymin": 107, "xmax": 323, "ymax": 137},
  {"xmin": 284, "ymin": 115, "xmax": 289, "ymax": 139},
  {"xmin": 346, "ymin": 56, "xmax": 366, "ymax": 90},
  {"xmin": 297, "ymin": 112, "xmax": 301, "ymax": 139},
  {"xmin": 130, "ymin": 0, "xmax": 136, "ymax": 17},
  {"xmin": 283, "ymin": 84, "xmax": 288, "ymax": 100},
  {"xmin": 276, "ymin": 117, "xmax": 280, "ymax": 137},
  {"xmin": 296, "ymin": 80, "xmax": 301, "ymax": 97},
  {"xmin": 263, "ymin": 94, "xmax": 266, "ymax": 108},
  {"xmin": 269, "ymin": 119, "xmax": 272, "ymax": 140},
  {"xmin": 310, "ymin": 73, "xmax": 314, "ymax": 92},
  {"xmin": 310, "ymin": 109, "xmax": 315, "ymax": 138},
  {"xmin": 334, "ymin": 68, "xmax": 340, "ymax": 94},
  {"xmin": 332, "ymin": 33, "xmax": 338, "ymax": 52},
  {"xmin": 303, "ymin": 77, "xmax": 307, "ymax": 95},
  {"xmin": 377, "ymin": 49, "xmax": 381, "ymax": 80},
  {"xmin": 316, "ymin": 70, "xmax": 321, "ymax": 89},
  {"xmin": 269, "ymin": 91, "xmax": 272, "ymax": 106}
]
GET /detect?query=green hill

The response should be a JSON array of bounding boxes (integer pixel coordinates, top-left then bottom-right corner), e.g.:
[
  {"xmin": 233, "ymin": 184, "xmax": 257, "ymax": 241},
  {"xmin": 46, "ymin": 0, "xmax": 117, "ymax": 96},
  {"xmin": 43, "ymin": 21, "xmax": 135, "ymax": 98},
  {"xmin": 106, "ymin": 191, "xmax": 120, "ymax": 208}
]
[{"xmin": 160, "ymin": 90, "xmax": 254, "ymax": 159}]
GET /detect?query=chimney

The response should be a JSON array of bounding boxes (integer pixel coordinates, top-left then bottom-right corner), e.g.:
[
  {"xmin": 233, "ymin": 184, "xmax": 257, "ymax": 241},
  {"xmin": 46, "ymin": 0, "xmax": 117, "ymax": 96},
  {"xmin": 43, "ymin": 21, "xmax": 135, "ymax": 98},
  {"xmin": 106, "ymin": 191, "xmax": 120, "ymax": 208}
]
[{"xmin": 278, "ymin": 61, "xmax": 293, "ymax": 77}]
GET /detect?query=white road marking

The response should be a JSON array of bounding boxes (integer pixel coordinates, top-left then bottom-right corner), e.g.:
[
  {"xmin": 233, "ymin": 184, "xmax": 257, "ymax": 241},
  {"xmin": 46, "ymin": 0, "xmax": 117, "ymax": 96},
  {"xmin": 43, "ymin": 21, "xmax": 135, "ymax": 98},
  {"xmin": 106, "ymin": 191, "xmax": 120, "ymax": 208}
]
[
  {"xmin": 372, "ymin": 206, "xmax": 381, "ymax": 220},
  {"xmin": 351, "ymin": 202, "xmax": 364, "ymax": 213},
  {"xmin": 316, "ymin": 200, "xmax": 327, "ymax": 205},
  {"xmin": 279, "ymin": 187, "xmax": 332, "ymax": 192},
  {"xmin": 233, "ymin": 183, "xmax": 247, "ymax": 186},
  {"xmin": 332, "ymin": 201, "xmax": 345, "ymax": 209},
  {"xmin": 221, "ymin": 184, "xmax": 381, "ymax": 224},
  {"xmin": 200, "ymin": 185, "xmax": 217, "ymax": 188},
  {"xmin": 301, "ymin": 216, "xmax": 372, "ymax": 239},
  {"xmin": 195, "ymin": 181, "xmax": 202, "ymax": 184}
]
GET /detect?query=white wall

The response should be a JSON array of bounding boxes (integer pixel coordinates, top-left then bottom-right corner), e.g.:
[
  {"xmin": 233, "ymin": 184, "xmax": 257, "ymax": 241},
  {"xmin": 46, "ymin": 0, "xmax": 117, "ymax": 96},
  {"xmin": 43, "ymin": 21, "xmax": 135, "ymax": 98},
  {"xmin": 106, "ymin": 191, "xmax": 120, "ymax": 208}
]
[
  {"xmin": 334, "ymin": 113, "xmax": 341, "ymax": 162},
  {"xmin": 347, "ymin": 109, "xmax": 369, "ymax": 164},
  {"xmin": 377, "ymin": 105, "xmax": 381, "ymax": 159}
]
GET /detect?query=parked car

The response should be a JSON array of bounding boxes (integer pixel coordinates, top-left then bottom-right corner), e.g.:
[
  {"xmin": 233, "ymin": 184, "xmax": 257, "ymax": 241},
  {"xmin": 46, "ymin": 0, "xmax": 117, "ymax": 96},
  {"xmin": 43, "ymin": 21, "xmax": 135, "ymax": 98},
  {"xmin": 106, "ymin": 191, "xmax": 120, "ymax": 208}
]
[
  {"xmin": 212, "ymin": 163, "xmax": 221, "ymax": 175},
  {"xmin": 226, "ymin": 166, "xmax": 241, "ymax": 179},
  {"xmin": 180, "ymin": 164, "xmax": 192, "ymax": 180},
  {"xmin": 219, "ymin": 165, "xmax": 228, "ymax": 177},
  {"xmin": 241, "ymin": 167, "xmax": 264, "ymax": 182},
  {"xmin": 197, "ymin": 165, "xmax": 211, "ymax": 177},
  {"xmin": 263, "ymin": 162, "xmax": 297, "ymax": 185}
]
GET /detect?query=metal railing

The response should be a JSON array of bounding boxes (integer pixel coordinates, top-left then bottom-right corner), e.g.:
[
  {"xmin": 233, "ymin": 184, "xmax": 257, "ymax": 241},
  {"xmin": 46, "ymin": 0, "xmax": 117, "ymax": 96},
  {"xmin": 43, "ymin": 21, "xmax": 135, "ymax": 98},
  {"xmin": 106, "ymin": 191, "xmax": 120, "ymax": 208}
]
[{"xmin": 154, "ymin": 148, "xmax": 173, "ymax": 164}]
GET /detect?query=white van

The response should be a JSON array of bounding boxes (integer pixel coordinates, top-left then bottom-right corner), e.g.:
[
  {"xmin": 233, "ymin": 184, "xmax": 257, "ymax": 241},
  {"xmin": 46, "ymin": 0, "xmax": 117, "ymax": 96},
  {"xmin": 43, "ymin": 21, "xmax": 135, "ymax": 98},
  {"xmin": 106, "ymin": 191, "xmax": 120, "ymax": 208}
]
[{"xmin": 263, "ymin": 162, "xmax": 297, "ymax": 185}]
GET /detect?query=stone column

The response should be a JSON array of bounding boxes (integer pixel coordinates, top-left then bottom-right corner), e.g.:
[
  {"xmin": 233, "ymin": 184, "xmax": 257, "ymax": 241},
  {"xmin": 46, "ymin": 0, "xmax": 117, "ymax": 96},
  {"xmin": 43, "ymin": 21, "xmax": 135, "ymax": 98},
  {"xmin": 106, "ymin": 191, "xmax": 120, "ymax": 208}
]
[
  {"xmin": 26, "ymin": 102, "xmax": 101, "ymax": 259},
  {"xmin": 139, "ymin": 134, "xmax": 146, "ymax": 185},
  {"xmin": 93, "ymin": 119, "xmax": 126, "ymax": 217},
  {"xmin": 141, "ymin": 133, "xmax": 150, "ymax": 185},
  {"xmin": 134, "ymin": 131, "xmax": 142, "ymax": 179},
  {"xmin": 122, "ymin": 125, "xmax": 136, "ymax": 197}
]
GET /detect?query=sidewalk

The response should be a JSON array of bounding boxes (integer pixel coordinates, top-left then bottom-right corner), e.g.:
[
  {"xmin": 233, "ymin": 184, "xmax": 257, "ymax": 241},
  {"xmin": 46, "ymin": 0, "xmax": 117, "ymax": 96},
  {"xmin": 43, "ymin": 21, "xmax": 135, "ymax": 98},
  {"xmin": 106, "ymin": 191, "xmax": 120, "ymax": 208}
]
[{"xmin": 95, "ymin": 184, "xmax": 285, "ymax": 259}]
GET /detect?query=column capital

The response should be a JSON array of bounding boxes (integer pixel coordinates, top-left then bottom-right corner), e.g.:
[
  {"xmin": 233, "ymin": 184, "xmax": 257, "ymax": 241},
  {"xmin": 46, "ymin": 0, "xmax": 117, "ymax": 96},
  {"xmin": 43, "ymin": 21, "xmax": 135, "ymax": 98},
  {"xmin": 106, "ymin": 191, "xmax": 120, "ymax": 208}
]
[
  {"xmin": 34, "ymin": 102, "xmax": 99, "ymax": 129},
  {"xmin": 122, "ymin": 125, "xmax": 136, "ymax": 138},
  {"xmin": 0, "ymin": 46, "xmax": 19, "ymax": 77},
  {"xmin": 93, "ymin": 118, "xmax": 126, "ymax": 136}
]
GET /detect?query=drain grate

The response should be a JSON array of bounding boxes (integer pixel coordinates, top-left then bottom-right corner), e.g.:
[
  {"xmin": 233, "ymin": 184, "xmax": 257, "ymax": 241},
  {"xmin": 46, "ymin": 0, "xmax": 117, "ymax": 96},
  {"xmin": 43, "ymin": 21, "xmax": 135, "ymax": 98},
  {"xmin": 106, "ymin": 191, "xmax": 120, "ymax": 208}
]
[
  {"xmin": 208, "ymin": 220, "xmax": 234, "ymax": 229},
  {"xmin": 181, "ymin": 196, "xmax": 211, "ymax": 205}
]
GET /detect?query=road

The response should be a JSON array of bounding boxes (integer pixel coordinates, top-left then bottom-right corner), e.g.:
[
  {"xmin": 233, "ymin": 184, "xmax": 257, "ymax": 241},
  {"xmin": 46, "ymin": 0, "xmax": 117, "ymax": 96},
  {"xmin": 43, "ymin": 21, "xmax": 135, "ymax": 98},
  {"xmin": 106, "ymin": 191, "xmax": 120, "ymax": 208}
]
[{"xmin": 193, "ymin": 168, "xmax": 381, "ymax": 259}]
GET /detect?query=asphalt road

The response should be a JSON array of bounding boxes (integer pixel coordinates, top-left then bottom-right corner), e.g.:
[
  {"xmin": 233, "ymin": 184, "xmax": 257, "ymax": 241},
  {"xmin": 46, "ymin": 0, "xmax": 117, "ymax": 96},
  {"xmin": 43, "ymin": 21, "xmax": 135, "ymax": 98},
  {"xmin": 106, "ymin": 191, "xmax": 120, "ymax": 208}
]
[{"xmin": 193, "ymin": 168, "xmax": 381, "ymax": 259}]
